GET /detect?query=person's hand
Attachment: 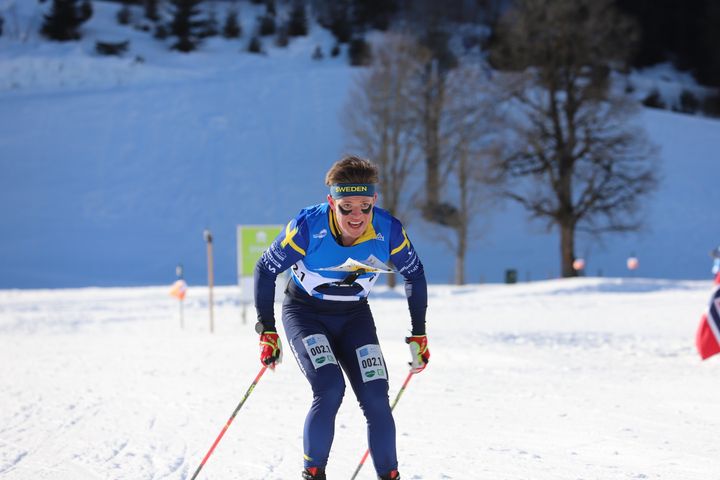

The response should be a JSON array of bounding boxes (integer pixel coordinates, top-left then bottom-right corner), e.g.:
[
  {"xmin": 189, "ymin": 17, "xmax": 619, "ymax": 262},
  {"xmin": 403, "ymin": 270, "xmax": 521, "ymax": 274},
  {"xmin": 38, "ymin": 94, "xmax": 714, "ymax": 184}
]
[
  {"xmin": 259, "ymin": 331, "xmax": 282, "ymax": 369},
  {"xmin": 405, "ymin": 335, "xmax": 430, "ymax": 373}
]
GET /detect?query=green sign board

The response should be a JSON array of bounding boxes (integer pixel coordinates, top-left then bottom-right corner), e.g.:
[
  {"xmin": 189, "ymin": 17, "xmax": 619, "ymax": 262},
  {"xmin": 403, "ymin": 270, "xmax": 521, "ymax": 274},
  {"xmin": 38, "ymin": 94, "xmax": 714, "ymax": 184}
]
[{"xmin": 237, "ymin": 224, "xmax": 283, "ymax": 277}]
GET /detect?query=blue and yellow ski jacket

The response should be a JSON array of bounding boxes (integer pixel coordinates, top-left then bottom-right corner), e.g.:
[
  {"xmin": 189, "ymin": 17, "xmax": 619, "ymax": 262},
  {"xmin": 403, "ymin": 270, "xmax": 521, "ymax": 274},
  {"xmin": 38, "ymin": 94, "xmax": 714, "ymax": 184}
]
[{"xmin": 254, "ymin": 203, "xmax": 427, "ymax": 334}]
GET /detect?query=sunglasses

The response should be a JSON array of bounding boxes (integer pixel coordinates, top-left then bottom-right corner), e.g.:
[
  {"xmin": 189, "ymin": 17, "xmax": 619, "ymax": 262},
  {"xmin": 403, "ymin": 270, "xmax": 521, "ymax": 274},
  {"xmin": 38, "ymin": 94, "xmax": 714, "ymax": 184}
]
[{"xmin": 337, "ymin": 203, "xmax": 373, "ymax": 215}]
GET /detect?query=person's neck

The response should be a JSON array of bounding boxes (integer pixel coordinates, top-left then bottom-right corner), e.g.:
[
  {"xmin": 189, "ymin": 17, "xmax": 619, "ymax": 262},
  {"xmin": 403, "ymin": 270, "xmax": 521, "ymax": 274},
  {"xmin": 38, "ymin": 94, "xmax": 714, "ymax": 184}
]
[{"xmin": 340, "ymin": 234, "xmax": 357, "ymax": 247}]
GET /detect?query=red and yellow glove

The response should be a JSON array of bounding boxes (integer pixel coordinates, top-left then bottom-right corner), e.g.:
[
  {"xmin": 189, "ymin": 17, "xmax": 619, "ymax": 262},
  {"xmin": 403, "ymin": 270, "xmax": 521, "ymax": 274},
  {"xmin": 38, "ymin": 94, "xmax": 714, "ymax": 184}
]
[
  {"xmin": 259, "ymin": 331, "xmax": 282, "ymax": 369},
  {"xmin": 406, "ymin": 335, "xmax": 430, "ymax": 373}
]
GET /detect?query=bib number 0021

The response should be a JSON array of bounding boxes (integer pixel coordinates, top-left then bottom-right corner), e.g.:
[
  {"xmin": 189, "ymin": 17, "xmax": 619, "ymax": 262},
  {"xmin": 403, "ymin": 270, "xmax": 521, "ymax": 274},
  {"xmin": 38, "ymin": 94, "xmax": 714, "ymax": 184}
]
[{"xmin": 355, "ymin": 344, "xmax": 387, "ymax": 383}]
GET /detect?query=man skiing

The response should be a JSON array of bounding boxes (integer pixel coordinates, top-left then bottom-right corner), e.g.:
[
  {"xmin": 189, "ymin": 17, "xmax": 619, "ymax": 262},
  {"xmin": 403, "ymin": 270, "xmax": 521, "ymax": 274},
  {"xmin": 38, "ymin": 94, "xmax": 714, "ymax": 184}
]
[{"xmin": 253, "ymin": 156, "xmax": 430, "ymax": 480}]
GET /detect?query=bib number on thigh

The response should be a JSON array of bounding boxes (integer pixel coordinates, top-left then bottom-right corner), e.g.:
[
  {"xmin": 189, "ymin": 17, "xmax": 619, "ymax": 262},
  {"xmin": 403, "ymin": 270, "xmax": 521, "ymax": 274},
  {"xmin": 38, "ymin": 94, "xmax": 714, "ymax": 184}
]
[
  {"xmin": 302, "ymin": 334, "xmax": 337, "ymax": 369},
  {"xmin": 356, "ymin": 344, "xmax": 387, "ymax": 383}
]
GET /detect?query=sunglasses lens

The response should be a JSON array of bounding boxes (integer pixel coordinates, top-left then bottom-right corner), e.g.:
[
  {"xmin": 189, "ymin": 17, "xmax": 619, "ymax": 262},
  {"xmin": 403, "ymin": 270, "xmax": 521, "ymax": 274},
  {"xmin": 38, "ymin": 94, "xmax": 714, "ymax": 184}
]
[{"xmin": 337, "ymin": 204, "xmax": 372, "ymax": 215}]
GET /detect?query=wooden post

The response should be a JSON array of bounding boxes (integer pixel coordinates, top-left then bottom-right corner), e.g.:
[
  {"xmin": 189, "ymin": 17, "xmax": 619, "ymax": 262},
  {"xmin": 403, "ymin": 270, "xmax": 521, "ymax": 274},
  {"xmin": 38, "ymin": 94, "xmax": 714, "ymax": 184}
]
[
  {"xmin": 204, "ymin": 229, "xmax": 215, "ymax": 333},
  {"xmin": 176, "ymin": 264, "xmax": 185, "ymax": 329}
]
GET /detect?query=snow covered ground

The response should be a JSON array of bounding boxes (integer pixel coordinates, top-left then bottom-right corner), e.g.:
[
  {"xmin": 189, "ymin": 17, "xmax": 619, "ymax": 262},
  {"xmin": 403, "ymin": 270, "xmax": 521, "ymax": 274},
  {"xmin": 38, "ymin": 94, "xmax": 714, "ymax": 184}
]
[{"xmin": 1, "ymin": 278, "xmax": 718, "ymax": 479}]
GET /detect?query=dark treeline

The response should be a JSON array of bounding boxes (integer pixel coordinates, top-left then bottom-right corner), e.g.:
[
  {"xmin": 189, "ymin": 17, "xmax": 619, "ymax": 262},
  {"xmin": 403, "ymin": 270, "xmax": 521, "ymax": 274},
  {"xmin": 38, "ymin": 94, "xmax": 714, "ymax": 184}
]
[
  {"xmin": 328, "ymin": 0, "xmax": 717, "ymax": 88},
  {"xmin": 322, "ymin": 0, "xmax": 720, "ymax": 87},
  {"xmin": 33, "ymin": 0, "xmax": 720, "ymax": 87},
  {"xmin": 615, "ymin": 0, "xmax": 720, "ymax": 87}
]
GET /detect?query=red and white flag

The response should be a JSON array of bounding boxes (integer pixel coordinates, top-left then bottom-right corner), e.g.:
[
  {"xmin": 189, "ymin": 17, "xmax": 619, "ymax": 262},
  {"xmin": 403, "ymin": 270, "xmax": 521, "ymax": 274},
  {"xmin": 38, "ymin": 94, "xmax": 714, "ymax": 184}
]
[{"xmin": 696, "ymin": 278, "xmax": 720, "ymax": 360}]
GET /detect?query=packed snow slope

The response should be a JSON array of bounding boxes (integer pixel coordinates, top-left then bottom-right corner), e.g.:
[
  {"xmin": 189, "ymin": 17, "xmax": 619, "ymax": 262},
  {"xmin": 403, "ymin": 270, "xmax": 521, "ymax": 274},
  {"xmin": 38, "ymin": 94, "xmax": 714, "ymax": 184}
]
[
  {"xmin": 0, "ymin": 278, "xmax": 718, "ymax": 479},
  {"xmin": 0, "ymin": 1, "xmax": 719, "ymax": 288}
]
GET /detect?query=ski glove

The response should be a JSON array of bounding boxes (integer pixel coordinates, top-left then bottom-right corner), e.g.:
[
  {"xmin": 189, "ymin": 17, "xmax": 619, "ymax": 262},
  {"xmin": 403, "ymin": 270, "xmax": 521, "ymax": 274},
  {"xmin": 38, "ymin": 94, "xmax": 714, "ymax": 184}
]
[
  {"xmin": 259, "ymin": 331, "xmax": 282, "ymax": 369},
  {"xmin": 406, "ymin": 335, "xmax": 430, "ymax": 373}
]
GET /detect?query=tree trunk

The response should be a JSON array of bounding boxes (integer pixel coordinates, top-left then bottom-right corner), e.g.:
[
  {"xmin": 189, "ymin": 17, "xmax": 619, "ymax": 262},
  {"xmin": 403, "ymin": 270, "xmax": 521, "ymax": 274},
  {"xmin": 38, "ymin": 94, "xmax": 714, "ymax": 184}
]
[
  {"xmin": 454, "ymin": 237, "xmax": 466, "ymax": 285},
  {"xmin": 423, "ymin": 62, "xmax": 443, "ymax": 207},
  {"xmin": 387, "ymin": 272, "xmax": 397, "ymax": 289},
  {"xmin": 424, "ymin": 109, "xmax": 440, "ymax": 205},
  {"xmin": 560, "ymin": 220, "xmax": 577, "ymax": 277},
  {"xmin": 453, "ymin": 145, "xmax": 469, "ymax": 286}
]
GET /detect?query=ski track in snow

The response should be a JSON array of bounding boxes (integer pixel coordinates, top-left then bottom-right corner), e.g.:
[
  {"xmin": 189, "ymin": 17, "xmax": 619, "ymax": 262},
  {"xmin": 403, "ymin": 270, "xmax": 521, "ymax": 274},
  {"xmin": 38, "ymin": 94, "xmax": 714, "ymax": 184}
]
[{"xmin": 1, "ymin": 279, "xmax": 719, "ymax": 479}]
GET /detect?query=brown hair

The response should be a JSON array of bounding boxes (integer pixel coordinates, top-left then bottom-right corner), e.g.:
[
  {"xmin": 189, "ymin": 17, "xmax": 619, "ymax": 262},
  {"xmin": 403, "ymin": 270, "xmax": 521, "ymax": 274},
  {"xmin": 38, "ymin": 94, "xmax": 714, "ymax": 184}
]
[{"xmin": 325, "ymin": 155, "xmax": 379, "ymax": 186}]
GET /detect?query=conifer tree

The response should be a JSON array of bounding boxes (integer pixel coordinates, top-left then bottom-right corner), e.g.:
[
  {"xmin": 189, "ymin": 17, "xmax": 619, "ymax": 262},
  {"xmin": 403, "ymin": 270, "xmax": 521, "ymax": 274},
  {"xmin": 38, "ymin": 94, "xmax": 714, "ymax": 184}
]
[
  {"xmin": 287, "ymin": 0, "xmax": 308, "ymax": 36},
  {"xmin": 117, "ymin": 1, "xmax": 132, "ymax": 25},
  {"xmin": 329, "ymin": 4, "xmax": 351, "ymax": 43},
  {"xmin": 41, "ymin": 0, "xmax": 91, "ymax": 41},
  {"xmin": 201, "ymin": 7, "xmax": 219, "ymax": 38},
  {"xmin": 257, "ymin": 14, "xmax": 276, "ymax": 36},
  {"xmin": 169, "ymin": 0, "xmax": 204, "ymax": 52},
  {"xmin": 222, "ymin": 8, "xmax": 242, "ymax": 38},
  {"xmin": 79, "ymin": 0, "xmax": 92, "ymax": 23},
  {"xmin": 265, "ymin": 0, "xmax": 276, "ymax": 17},
  {"xmin": 350, "ymin": 0, "xmax": 397, "ymax": 31},
  {"xmin": 274, "ymin": 24, "xmax": 289, "ymax": 47},
  {"xmin": 248, "ymin": 35, "xmax": 262, "ymax": 53},
  {"xmin": 348, "ymin": 36, "xmax": 371, "ymax": 66},
  {"xmin": 144, "ymin": 0, "xmax": 160, "ymax": 22}
]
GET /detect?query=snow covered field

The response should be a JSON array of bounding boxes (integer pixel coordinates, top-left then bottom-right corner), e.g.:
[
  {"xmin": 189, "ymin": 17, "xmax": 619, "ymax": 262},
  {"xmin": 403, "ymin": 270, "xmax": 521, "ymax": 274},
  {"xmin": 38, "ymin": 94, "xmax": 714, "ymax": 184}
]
[{"xmin": 1, "ymin": 278, "xmax": 718, "ymax": 479}]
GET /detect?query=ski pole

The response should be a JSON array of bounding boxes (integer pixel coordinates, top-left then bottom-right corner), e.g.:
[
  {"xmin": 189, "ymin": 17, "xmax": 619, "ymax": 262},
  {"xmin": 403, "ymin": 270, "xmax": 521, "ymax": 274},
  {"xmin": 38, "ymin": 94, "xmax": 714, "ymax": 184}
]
[
  {"xmin": 349, "ymin": 370, "xmax": 414, "ymax": 480},
  {"xmin": 190, "ymin": 365, "xmax": 268, "ymax": 480}
]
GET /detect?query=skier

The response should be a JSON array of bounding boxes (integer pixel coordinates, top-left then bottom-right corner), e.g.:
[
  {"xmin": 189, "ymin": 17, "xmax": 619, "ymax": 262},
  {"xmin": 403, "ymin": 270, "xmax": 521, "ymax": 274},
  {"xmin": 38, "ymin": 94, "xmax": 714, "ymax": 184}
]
[{"xmin": 253, "ymin": 156, "xmax": 430, "ymax": 480}]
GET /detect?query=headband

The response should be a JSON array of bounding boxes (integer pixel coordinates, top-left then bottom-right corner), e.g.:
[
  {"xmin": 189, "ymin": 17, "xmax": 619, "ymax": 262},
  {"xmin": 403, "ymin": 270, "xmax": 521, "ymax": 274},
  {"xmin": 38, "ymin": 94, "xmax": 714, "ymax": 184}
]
[{"xmin": 329, "ymin": 183, "xmax": 376, "ymax": 199}]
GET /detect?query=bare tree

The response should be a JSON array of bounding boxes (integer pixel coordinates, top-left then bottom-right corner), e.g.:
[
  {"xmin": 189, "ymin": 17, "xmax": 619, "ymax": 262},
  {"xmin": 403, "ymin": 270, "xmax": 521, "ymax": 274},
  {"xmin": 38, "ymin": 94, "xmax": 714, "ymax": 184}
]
[
  {"xmin": 342, "ymin": 34, "xmax": 429, "ymax": 286},
  {"xmin": 491, "ymin": 0, "xmax": 659, "ymax": 277},
  {"xmin": 425, "ymin": 64, "xmax": 502, "ymax": 284},
  {"xmin": 344, "ymin": 33, "xmax": 501, "ymax": 285},
  {"xmin": 411, "ymin": 31, "xmax": 460, "ymax": 225}
]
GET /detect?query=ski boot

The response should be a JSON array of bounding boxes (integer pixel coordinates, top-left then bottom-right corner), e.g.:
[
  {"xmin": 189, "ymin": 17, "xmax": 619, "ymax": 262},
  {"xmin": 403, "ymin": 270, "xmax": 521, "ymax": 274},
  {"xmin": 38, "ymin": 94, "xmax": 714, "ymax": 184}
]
[
  {"xmin": 302, "ymin": 467, "xmax": 326, "ymax": 480},
  {"xmin": 378, "ymin": 470, "xmax": 400, "ymax": 480}
]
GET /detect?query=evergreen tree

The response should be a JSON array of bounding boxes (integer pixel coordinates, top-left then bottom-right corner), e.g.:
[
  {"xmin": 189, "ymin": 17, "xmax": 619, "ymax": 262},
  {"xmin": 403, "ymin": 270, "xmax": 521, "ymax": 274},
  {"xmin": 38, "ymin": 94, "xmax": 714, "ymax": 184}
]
[
  {"xmin": 154, "ymin": 23, "xmax": 169, "ymax": 40},
  {"xmin": 315, "ymin": 0, "xmax": 352, "ymax": 43},
  {"xmin": 257, "ymin": 14, "xmax": 276, "ymax": 36},
  {"xmin": 79, "ymin": 0, "xmax": 92, "ymax": 23},
  {"xmin": 348, "ymin": 36, "xmax": 371, "ymax": 66},
  {"xmin": 265, "ymin": 0, "xmax": 276, "ymax": 17},
  {"xmin": 117, "ymin": 2, "xmax": 132, "ymax": 25},
  {"xmin": 350, "ymin": 0, "xmax": 397, "ymax": 31},
  {"xmin": 248, "ymin": 35, "xmax": 263, "ymax": 53},
  {"xmin": 222, "ymin": 8, "xmax": 242, "ymax": 38},
  {"xmin": 144, "ymin": 0, "xmax": 160, "ymax": 22},
  {"xmin": 274, "ymin": 24, "xmax": 289, "ymax": 47},
  {"xmin": 201, "ymin": 7, "xmax": 219, "ymax": 38},
  {"xmin": 169, "ymin": 0, "xmax": 204, "ymax": 52},
  {"xmin": 41, "ymin": 0, "xmax": 90, "ymax": 41},
  {"xmin": 616, "ymin": 0, "xmax": 720, "ymax": 87},
  {"xmin": 287, "ymin": 0, "xmax": 308, "ymax": 36}
]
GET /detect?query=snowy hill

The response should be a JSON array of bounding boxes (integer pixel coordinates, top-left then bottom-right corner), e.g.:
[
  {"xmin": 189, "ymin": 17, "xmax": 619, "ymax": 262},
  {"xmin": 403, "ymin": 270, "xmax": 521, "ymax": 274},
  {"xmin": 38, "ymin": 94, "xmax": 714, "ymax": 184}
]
[
  {"xmin": 0, "ymin": 1, "xmax": 719, "ymax": 288},
  {"xmin": 1, "ymin": 278, "xmax": 718, "ymax": 479}
]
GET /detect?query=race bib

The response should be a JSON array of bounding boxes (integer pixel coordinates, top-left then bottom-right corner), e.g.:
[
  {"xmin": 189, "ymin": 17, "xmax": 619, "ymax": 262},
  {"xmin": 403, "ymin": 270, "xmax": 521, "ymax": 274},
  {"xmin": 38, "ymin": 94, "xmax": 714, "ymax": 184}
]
[
  {"xmin": 302, "ymin": 334, "xmax": 337, "ymax": 369},
  {"xmin": 356, "ymin": 344, "xmax": 387, "ymax": 383}
]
